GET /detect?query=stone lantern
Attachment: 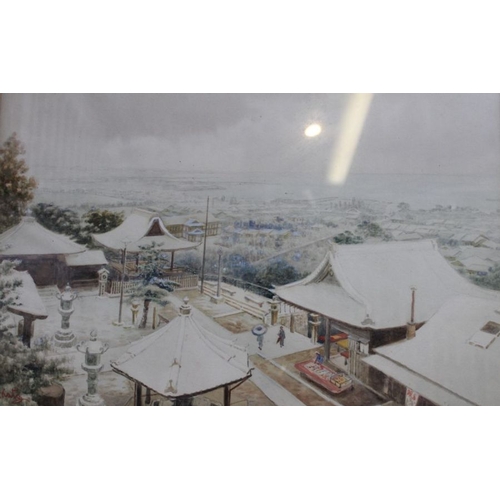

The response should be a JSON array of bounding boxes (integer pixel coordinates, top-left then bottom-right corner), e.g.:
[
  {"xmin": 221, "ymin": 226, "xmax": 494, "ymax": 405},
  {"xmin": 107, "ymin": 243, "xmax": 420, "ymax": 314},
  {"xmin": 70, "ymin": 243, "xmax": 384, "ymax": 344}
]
[
  {"xmin": 97, "ymin": 268, "xmax": 109, "ymax": 297},
  {"xmin": 270, "ymin": 296, "xmax": 280, "ymax": 325},
  {"xmin": 54, "ymin": 283, "xmax": 77, "ymax": 348},
  {"xmin": 76, "ymin": 330, "xmax": 109, "ymax": 406},
  {"xmin": 130, "ymin": 299, "xmax": 141, "ymax": 325}
]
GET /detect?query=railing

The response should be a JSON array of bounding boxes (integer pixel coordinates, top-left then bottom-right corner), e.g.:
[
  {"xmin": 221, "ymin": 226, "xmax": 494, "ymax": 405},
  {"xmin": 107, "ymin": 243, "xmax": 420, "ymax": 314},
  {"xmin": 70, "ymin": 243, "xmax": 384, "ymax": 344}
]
[
  {"xmin": 106, "ymin": 272, "xmax": 199, "ymax": 296},
  {"xmin": 107, "ymin": 280, "xmax": 141, "ymax": 297},
  {"xmin": 169, "ymin": 274, "xmax": 198, "ymax": 290}
]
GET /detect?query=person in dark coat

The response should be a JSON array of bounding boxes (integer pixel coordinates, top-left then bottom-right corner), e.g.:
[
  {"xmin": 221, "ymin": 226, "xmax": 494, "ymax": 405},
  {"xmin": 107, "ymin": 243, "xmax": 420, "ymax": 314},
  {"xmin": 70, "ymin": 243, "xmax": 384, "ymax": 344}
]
[{"xmin": 276, "ymin": 326, "xmax": 286, "ymax": 347}]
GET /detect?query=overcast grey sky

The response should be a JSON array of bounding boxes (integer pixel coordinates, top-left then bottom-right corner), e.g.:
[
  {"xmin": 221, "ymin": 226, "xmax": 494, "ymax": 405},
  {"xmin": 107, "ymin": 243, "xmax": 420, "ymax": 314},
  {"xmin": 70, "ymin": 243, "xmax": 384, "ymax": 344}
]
[{"xmin": 1, "ymin": 93, "xmax": 499, "ymax": 180}]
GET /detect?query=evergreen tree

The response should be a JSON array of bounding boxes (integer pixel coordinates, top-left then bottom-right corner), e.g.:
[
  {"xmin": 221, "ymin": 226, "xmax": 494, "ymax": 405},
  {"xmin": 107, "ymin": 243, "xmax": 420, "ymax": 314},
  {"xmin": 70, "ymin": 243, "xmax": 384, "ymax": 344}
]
[
  {"xmin": 0, "ymin": 134, "xmax": 37, "ymax": 233},
  {"xmin": 254, "ymin": 258, "xmax": 301, "ymax": 290},
  {"xmin": 129, "ymin": 242, "xmax": 178, "ymax": 329},
  {"xmin": 333, "ymin": 231, "xmax": 364, "ymax": 244},
  {"xmin": 83, "ymin": 209, "xmax": 124, "ymax": 234},
  {"xmin": 31, "ymin": 203, "xmax": 81, "ymax": 237},
  {"xmin": 0, "ymin": 260, "xmax": 72, "ymax": 405},
  {"xmin": 0, "ymin": 260, "xmax": 22, "ymax": 337},
  {"xmin": 473, "ymin": 265, "xmax": 500, "ymax": 291},
  {"xmin": 76, "ymin": 208, "xmax": 124, "ymax": 245}
]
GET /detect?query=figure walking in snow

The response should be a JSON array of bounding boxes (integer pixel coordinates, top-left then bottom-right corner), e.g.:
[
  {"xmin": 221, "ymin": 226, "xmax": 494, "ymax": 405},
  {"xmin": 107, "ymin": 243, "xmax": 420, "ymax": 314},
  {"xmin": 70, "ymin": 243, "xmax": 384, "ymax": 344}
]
[
  {"xmin": 257, "ymin": 334, "xmax": 264, "ymax": 351},
  {"xmin": 277, "ymin": 326, "xmax": 286, "ymax": 347}
]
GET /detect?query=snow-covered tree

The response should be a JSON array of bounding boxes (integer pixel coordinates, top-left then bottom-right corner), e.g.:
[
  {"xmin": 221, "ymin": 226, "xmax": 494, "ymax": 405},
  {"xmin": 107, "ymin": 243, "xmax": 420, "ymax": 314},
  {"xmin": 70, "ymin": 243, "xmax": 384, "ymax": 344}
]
[
  {"xmin": 0, "ymin": 134, "xmax": 37, "ymax": 233},
  {"xmin": 130, "ymin": 242, "xmax": 178, "ymax": 329},
  {"xmin": 0, "ymin": 260, "xmax": 22, "ymax": 337},
  {"xmin": 0, "ymin": 260, "xmax": 73, "ymax": 405}
]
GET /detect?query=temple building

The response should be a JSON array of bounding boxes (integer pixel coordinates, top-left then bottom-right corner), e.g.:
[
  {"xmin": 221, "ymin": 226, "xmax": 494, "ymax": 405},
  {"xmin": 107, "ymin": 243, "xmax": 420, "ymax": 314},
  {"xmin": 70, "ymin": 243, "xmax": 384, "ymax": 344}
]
[
  {"xmin": 274, "ymin": 240, "xmax": 499, "ymax": 382},
  {"xmin": 92, "ymin": 209, "xmax": 200, "ymax": 288},
  {"xmin": 111, "ymin": 297, "xmax": 252, "ymax": 405},
  {"xmin": 0, "ymin": 217, "xmax": 107, "ymax": 287}
]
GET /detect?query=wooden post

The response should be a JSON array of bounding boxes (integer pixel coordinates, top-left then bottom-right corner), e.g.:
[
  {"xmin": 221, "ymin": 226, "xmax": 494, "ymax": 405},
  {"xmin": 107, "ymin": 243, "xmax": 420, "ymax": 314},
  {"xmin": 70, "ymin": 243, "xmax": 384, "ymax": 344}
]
[
  {"xmin": 21, "ymin": 316, "xmax": 35, "ymax": 348},
  {"xmin": 170, "ymin": 251, "xmax": 175, "ymax": 271},
  {"xmin": 309, "ymin": 313, "xmax": 321, "ymax": 344},
  {"xmin": 200, "ymin": 197, "xmax": 210, "ymax": 294},
  {"xmin": 224, "ymin": 386, "xmax": 231, "ymax": 406},
  {"xmin": 324, "ymin": 317, "xmax": 331, "ymax": 360},
  {"xmin": 134, "ymin": 382, "xmax": 143, "ymax": 406},
  {"xmin": 411, "ymin": 287, "xmax": 416, "ymax": 323},
  {"xmin": 152, "ymin": 307, "xmax": 157, "ymax": 329},
  {"xmin": 117, "ymin": 245, "xmax": 127, "ymax": 325},
  {"xmin": 270, "ymin": 297, "xmax": 280, "ymax": 325},
  {"xmin": 145, "ymin": 387, "xmax": 151, "ymax": 405}
]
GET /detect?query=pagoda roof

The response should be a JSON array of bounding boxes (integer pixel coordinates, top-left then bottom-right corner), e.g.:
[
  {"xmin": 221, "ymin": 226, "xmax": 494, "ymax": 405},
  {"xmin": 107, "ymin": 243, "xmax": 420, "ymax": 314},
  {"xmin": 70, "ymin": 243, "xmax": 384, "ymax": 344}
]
[
  {"xmin": 275, "ymin": 240, "xmax": 499, "ymax": 330},
  {"xmin": 111, "ymin": 298, "xmax": 251, "ymax": 398},
  {"xmin": 92, "ymin": 209, "xmax": 200, "ymax": 253},
  {"xmin": 0, "ymin": 217, "xmax": 86, "ymax": 256}
]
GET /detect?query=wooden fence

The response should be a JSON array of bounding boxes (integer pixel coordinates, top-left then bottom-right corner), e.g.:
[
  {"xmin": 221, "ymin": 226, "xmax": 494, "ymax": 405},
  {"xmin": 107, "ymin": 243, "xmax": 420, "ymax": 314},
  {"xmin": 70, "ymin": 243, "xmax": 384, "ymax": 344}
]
[
  {"xmin": 106, "ymin": 273, "xmax": 199, "ymax": 297},
  {"xmin": 107, "ymin": 280, "xmax": 140, "ymax": 297}
]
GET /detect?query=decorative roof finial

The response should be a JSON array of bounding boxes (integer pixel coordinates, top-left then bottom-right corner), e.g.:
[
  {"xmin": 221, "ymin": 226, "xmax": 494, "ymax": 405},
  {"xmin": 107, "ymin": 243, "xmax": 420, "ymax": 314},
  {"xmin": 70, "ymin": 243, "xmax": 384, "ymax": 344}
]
[
  {"xmin": 180, "ymin": 297, "xmax": 192, "ymax": 316},
  {"xmin": 362, "ymin": 313, "xmax": 374, "ymax": 326}
]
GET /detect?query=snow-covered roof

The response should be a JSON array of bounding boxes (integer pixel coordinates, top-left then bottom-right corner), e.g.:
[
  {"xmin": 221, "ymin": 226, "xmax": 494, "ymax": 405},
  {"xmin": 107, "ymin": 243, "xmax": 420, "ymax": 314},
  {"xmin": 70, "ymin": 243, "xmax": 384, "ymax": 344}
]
[
  {"xmin": 0, "ymin": 217, "xmax": 85, "ymax": 256},
  {"xmin": 363, "ymin": 354, "xmax": 473, "ymax": 406},
  {"xmin": 458, "ymin": 256, "xmax": 493, "ymax": 272},
  {"xmin": 184, "ymin": 219, "xmax": 204, "ymax": 227},
  {"xmin": 275, "ymin": 240, "xmax": 499, "ymax": 330},
  {"xmin": 92, "ymin": 209, "xmax": 200, "ymax": 253},
  {"xmin": 368, "ymin": 295, "xmax": 500, "ymax": 405},
  {"xmin": 65, "ymin": 250, "xmax": 108, "ymax": 267},
  {"xmin": 392, "ymin": 232, "xmax": 422, "ymax": 241},
  {"xmin": 163, "ymin": 213, "xmax": 219, "ymax": 226},
  {"xmin": 6, "ymin": 269, "xmax": 48, "ymax": 319},
  {"xmin": 111, "ymin": 298, "xmax": 251, "ymax": 398}
]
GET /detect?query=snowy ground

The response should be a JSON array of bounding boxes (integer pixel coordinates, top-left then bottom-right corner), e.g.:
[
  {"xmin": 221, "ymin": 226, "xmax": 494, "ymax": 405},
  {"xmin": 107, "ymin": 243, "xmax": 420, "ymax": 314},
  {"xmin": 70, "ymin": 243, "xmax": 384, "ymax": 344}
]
[{"xmin": 26, "ymin": 287, "xmax": 318, "ymax": 405}]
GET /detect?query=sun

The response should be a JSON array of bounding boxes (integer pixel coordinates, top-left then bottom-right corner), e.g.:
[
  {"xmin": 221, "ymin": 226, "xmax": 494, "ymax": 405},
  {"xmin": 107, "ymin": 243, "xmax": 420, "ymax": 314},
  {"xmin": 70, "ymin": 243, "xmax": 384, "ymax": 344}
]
[{"xmin": 304, "ymin": 123, "xmax": 322, "ymax": 137}]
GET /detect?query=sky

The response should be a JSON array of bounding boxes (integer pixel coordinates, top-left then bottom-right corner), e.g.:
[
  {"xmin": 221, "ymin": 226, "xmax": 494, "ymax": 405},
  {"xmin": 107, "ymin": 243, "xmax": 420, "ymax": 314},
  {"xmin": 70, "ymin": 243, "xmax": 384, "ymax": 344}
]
[{"xmin": 0, "ymin": 93, "xmax": 499, "ymax": 183}]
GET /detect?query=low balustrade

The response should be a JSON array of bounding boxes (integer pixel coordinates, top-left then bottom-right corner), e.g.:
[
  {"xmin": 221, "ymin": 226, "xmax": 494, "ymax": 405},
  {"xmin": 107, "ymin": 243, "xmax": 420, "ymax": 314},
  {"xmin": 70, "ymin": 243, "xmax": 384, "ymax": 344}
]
[{"xmin": 106, "ymin": 272, "xmax": 199, "ymax": 296}]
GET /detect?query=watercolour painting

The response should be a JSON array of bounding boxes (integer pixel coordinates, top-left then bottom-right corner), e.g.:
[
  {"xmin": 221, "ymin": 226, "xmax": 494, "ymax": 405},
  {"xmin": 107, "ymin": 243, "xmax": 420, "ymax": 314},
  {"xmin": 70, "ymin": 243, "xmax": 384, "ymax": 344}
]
[{"xmin": 1, "ymin": 93, "xmax": 499, "ymax": 406}]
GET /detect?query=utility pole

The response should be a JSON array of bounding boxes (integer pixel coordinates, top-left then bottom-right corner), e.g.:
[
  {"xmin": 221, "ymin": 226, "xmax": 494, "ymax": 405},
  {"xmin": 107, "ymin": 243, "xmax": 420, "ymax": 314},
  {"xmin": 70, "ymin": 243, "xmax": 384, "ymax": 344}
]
[
  {"xmin": 200, "ymin": 196, "xmax": 209, "ymax": 294},
  {"xmin": 114, "ymin": 242, "xmax": 127, "ymax": 326}
]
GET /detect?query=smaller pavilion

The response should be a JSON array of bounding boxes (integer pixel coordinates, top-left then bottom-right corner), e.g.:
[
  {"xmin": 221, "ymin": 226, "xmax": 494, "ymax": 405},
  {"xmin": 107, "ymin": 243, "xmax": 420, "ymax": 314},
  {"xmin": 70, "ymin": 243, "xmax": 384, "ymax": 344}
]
[
  {"xmin": 7, "ymin": 269, "xmax": 48, "ymax": 347},
  {"xmin": 111, "ymin": 298, "xmax": 252, "ymax": 405},
  {"xmin": 92, "ymin": 209, "xmax": 200, "ymax": 277}
]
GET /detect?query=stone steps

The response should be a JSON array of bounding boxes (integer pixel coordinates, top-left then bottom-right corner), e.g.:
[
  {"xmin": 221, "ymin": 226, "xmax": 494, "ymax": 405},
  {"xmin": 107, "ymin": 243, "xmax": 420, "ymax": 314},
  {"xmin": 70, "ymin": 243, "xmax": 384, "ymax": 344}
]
[{"xmin": 201, "ymin": 286, "xmax": 268, "ymax": 321}]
